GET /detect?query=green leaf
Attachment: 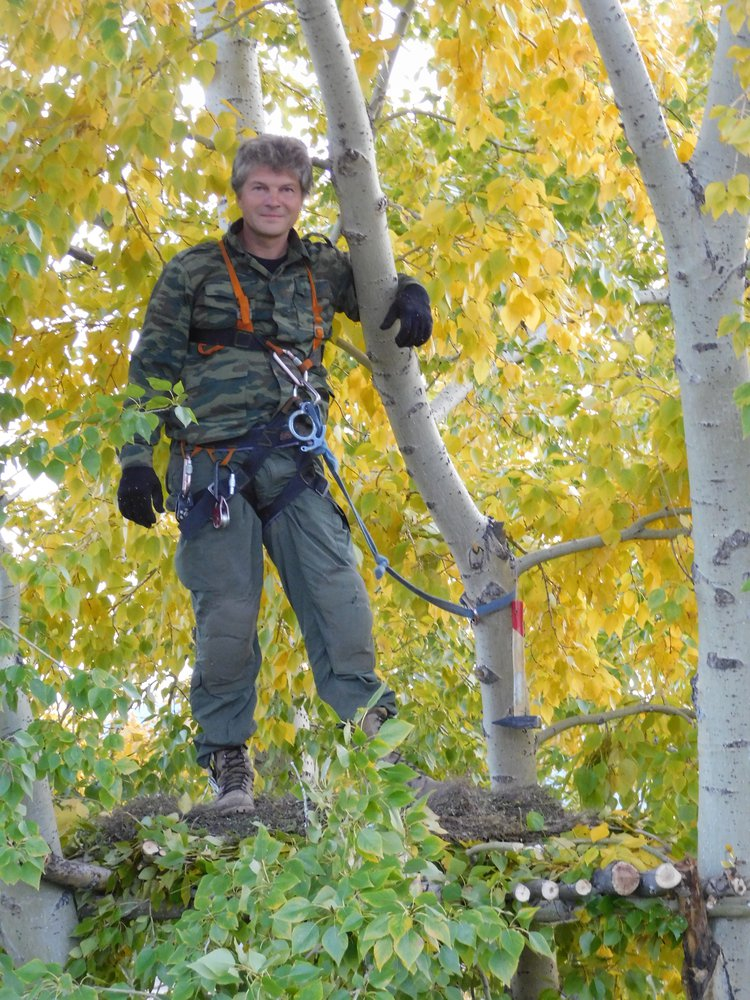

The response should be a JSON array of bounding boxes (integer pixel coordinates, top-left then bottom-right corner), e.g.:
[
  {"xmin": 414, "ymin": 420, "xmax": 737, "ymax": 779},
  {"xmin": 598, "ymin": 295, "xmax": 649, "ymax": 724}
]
[
  {"xmin": 20, "ymin": 253, "xmax": 41, "ymax": 277},
  {"xmin": 275, "ymin": 897, "xmax": 316, "ymax": 923},
  {"xmin": 321, "ymin": 925, "xmax": 348, "ymax": 964},
  {"xmin": 291, "ymin": 921, "xmax": 320, "ymax": 955},
  {"xmin": 25, "ymin": 219, "xmax": 43, "ymax": 250},
  {"xmin": 174, "ymin": 405, "xmax": 196, "ymax": 427},
  {"xmin": 526, "ymin": 930, "xmax": 554, "ymax": 958},
  {"xmin": 394, "ymin": 929, "xmax": 423, "ymax": 970},
  {"xmin": 488, "ymin": 946, "xmax": 520, "ymax": 985},
  {"xmin": 146, "ymin": 377, "xmax": 176, "ymax": 392},
  {"xmin": 187, "ymin": 948, "xmax": 239, "ymax": 985},
  {"xmin": 81, "ymin": 449, "xmax": 101, "ymax": 478},
  {"xmin": 526, "ymin": 810, "xmax": 545, "ymax": 831},
  {"xmin": 357, "ymin": 827, "xmax": 384, "ymax": 859}
]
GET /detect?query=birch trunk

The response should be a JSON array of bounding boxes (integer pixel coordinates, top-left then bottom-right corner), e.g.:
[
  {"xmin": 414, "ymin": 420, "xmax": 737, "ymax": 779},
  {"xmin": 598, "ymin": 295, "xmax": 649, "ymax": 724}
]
[
  {"xmin": 578, "ymin": 3, "xmax": 750, "ymax": 995},
  {"xmin": 193, "ymin": 1, "xmax": 265, "ymax": 228},
  {"xmin": 0, "ymin": 552, "xmax": 78, "ymax": 965},
  {"xmin": 293, "ymin": 0, "xmax": 536, "ymax": 790},
  {"xmin": 193, "ymin": 2, "xmax": 264, "ymax": 134}
]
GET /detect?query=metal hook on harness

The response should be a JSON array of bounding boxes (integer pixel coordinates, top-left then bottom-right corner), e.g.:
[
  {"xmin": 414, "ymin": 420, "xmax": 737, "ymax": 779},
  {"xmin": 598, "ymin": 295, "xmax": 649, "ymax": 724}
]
[{"xmin": 271, "ymin": 350, "xmax": 321, "ymax": 404}]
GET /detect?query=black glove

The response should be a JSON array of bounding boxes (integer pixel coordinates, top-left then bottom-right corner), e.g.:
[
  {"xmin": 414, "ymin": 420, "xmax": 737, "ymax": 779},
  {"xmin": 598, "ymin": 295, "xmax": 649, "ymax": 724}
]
[
  {"xmin": 117, "ymin": 466, "xmax": 164, "ymax": 528},
  {"xmin": 380, "ymin": 282, "xmax": 433, "ymax": 348}
]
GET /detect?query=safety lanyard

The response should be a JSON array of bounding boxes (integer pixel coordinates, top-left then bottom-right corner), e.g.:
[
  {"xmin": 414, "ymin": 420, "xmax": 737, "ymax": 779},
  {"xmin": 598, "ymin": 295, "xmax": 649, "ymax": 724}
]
[{"xmin": 215, "ymin": 239, "xmax": 325, "ymax": 375}]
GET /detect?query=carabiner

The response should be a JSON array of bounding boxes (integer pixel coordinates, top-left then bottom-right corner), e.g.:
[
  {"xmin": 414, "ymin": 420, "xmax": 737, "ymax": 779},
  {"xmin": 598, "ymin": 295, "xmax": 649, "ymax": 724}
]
[
  {"xmin": 212, "ymin": 495, "xmax": 230, "ymax": 529},
  {"xmin": 176, "ymin": 454, "xmax": 194, "ymax": 522}
]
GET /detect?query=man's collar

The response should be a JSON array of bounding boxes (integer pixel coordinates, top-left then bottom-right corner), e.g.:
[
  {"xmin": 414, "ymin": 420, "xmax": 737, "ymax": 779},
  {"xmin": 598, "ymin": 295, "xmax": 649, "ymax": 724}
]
[{"xmin": 225, "ymin": 220, "xmax": 310, "ymax": 260}]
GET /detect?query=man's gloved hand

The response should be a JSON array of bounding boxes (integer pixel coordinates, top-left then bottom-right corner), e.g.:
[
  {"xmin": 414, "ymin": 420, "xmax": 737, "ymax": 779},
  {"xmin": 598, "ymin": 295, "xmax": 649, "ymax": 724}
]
[
  {"xmin": 117, "ymin": 466, "xmax": 164, "ymax": 527},
  {"xmin": 380, "ymin": 282, "xmax": 433, "ymax": 348}
]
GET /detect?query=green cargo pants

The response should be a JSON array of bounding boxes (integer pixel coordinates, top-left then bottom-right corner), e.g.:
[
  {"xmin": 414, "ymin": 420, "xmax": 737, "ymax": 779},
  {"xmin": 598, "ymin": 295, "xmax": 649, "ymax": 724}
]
[{"xmin": 168, "ymin": 444, "xmax": 396, "ymax": 766}]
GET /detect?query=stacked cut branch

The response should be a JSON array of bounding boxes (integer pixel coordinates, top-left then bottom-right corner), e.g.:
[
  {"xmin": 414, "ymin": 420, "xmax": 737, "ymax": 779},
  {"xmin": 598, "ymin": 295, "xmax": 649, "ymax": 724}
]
[{"xmin": 48, "ymin": 853, "xmax": 748, "ymax": 925}]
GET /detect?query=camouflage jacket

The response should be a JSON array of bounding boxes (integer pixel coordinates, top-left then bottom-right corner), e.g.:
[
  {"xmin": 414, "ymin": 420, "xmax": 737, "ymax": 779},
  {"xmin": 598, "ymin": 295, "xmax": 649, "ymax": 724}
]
[{"xmin": 120, "ymin": 220, "xmax": 408, "ymax": 469}]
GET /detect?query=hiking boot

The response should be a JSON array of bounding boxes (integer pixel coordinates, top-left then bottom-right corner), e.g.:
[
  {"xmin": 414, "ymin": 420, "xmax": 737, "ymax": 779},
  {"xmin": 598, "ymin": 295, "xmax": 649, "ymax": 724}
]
[
  {"xmin": 361, "ymin": 707, "xmax": 440, "ymax": 800},
  {"xmin": 207, "ymin": 745, "xmax": 255, "ymax": 813}
]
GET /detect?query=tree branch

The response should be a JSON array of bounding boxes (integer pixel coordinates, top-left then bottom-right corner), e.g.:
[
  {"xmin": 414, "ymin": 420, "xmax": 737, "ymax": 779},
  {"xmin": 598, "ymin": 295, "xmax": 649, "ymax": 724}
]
[
  {"xmin": 517, "ymin": 507, "xmax": 691, "ymax": 573},
  {"xmin": 635, "ymin": 287, "xmax": 670, "ymax": 307},
  {"xmin": 43, "ymin": 853, "xmax": 112, "ymax": 892},
  {"xmin": 331, "ymin": 334, "xmax": 372, "ymax": 371},
  {"xmin": 577, "ymin": 0, "xmax": 693, "ymax": 230},
  {"xmin": 693, "ymin": 9, "xmax": 750, "ymax": 183},
  {"xmin": 537, "ymin": 700, "xmax": 696, "ymax": 746},
  {"xmin": 368, "ymin": 1, "xmax": 416, "ymax": 123}
]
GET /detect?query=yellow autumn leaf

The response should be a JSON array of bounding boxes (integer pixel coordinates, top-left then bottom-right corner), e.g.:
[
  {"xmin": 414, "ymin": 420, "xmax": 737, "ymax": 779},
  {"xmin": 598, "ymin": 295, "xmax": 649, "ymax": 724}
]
[
  {"xmin": 500, "ymin": 288, "xmax": 543, "ymax": 333},
  {"xmin": 634, "ymin": 331, "xmax": 654, "ymax": 356}
]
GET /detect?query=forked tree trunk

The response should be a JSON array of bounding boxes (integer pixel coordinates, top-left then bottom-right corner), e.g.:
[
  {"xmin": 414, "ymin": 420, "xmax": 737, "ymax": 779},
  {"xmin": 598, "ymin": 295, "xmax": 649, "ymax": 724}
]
[{"xmin": 292, "ymin": 0, "xmax": 537, "ymax": 792}]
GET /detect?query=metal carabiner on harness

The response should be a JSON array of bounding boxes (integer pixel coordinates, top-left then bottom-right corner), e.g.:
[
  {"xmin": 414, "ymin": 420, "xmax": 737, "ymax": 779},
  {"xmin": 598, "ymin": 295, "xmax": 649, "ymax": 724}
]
[
  {"xmin": 271, "ymin": 349, "xmax": 321, "ymax": 404},
  {"xmin": 209, "ymin": 462, "xmax": 234, "ymax": 529}
]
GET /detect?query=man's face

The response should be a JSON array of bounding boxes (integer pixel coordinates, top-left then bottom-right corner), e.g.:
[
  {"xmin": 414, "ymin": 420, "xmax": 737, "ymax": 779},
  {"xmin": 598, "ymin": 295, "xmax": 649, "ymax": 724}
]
[{"xmin": 236, "ymin": 166, "xmax": 304, "ymax": 243}]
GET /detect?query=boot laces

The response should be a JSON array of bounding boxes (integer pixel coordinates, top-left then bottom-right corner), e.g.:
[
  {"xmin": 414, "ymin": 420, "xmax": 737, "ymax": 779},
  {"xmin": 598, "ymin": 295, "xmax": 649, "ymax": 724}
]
[{"xmin": 213, "ymin": 746, "xmax": 252, "ymax": 795}]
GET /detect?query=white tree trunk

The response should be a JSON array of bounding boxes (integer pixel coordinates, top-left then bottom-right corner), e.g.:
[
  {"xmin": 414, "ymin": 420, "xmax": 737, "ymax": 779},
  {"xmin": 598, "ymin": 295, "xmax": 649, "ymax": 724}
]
[
  {"xmin": 193, "ymin": 0, "xmax": 265, "ymax": 228},
  {"xmin": 0, "ymin": 554, "xmax": 78, "ymax": 966},
  {"xmin": 293, "ymin": 0, "xmax": 536, "ymax": 790},
  {"xmin": 579, "ymin": 3, "xmax": 750, "ymax": 995},
  {"xmin": 193, "ymin": 2, "xmax": 264, "ymax": 134}
]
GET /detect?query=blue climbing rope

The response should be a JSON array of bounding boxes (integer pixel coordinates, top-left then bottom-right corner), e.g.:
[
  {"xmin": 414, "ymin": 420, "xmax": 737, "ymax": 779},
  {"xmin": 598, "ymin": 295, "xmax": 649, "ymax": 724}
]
[{"xmin": 290, "ymin": 405, "xmax": 516, "ymax": 621}]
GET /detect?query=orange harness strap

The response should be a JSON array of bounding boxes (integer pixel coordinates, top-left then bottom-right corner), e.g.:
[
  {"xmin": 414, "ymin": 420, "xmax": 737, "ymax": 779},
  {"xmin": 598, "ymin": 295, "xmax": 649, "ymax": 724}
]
[
  {"xmin": 219, "ymin": 239, "xmax": 254, "ymax": 332},
  {"xmin": 217, "ymin": 238, "xmax": 324, "ymax": 373}
]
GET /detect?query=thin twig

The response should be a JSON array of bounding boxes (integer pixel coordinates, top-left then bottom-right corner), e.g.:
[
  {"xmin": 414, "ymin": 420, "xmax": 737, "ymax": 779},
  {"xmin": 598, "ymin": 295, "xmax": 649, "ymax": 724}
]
[
  {"xmin": 0, "ymin": 618, "xmax": 71, "ymax": 674},
  {"xmin": 477, "ymin": 966, "xmax": 492, "ymax": 1000},
  {"xmin": 193, "ymin": 0, "xmax": 285, "ymax": 47},
  {"xmin": 111, "ymin": 570, "xmax": 159, "ymax": 611},
  {"xmin": 378, "ymin": 108, "xmax": 534, "ymax": 155},
  {"xmin": 289, "ymin": 760, "xmax": 310, "ymax": 831}
]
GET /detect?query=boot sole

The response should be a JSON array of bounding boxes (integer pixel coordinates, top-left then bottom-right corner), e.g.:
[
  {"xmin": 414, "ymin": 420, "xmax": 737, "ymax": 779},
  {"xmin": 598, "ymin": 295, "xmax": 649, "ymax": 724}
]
[{"xmin": 206, "ymin": 792, "xmax": 255, "ymax": 814}]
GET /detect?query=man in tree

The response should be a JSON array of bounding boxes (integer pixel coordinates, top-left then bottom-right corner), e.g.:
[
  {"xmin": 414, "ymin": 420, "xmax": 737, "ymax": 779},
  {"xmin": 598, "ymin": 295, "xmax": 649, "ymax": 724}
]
[{"xmin": 116, "ymin": 135, "xmax": 433, "ymax": 813}]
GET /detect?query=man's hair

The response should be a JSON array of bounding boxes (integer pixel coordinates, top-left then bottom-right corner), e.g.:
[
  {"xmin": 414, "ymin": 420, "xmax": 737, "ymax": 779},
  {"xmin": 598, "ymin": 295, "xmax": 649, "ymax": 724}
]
[{"xmin": 231, "ymin": 135, "xmax": 313, "ymax": 197}]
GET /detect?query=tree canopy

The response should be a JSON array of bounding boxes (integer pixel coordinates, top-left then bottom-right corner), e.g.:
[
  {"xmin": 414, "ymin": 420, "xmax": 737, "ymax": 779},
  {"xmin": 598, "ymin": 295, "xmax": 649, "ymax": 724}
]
[{"xmin": 1, "ymin": 1, "xmax": 746, "ymax": 997}]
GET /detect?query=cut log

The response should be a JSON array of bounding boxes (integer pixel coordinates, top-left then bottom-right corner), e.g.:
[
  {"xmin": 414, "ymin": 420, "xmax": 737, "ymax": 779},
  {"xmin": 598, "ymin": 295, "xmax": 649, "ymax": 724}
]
[
  {"xmin": 527, "ymin": 878, "xmax": 559, "ymax": 901},
  {"xmin": 513, "ymin": 883, "xmax": 532, "ymax": 903},
  {"xmin": 557, "ymin": 879, "xmax": 593, "ymax": 902},
  {"xmin": 638, "ymin": 863, "xmax": 682, "ymax": 897},
  {"xmin": 592, "ymin": 861, "xmax": 640, "ymax": 896}
]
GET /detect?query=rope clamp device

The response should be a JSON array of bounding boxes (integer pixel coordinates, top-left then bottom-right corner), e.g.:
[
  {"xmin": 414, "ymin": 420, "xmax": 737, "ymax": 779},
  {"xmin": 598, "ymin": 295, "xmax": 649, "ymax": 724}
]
[{"xmin": 288, "ymin": 400, "xmax": 326, "ymax": 454}]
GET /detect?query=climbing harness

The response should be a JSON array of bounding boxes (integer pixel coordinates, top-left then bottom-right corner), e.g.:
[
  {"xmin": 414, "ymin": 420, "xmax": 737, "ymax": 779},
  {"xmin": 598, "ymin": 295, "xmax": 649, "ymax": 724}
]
[{"xmin": 177, "ymin": 238, "xmax": 516, "ymax": 621}]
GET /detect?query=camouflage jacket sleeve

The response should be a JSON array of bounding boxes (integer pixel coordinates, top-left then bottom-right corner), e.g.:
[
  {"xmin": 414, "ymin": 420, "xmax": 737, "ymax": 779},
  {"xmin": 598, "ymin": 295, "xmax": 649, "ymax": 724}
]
[{"xmin": 119, "ymin": 255, "xmax": 193, "ymax": 469}]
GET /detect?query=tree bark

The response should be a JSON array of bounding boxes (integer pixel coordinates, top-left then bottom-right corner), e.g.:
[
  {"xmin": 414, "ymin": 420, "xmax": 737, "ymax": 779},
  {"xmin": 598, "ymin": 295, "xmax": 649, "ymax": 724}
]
[
  {"xmin": 193, "ymin": 2, "xmax": 264, "ymax": 135},
  {"xmin": 292, "ymin": 0, "xmax": 536, "ymax": 791},
  {"xmin": 0, "ymin": 551, "xmax": 79, "ymax": 966},
  {"xmin": 578, "ymin": 3, "xmax": 750, "ymax": 995},
  {"xmin": 193, "ymin": 0, "xmax": 265, "ymax": 229}
]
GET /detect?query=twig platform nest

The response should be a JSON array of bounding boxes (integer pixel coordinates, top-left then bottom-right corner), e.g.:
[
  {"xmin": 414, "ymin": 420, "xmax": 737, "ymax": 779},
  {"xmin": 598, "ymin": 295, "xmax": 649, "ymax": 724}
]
[{"xmin": 95, "ymin": 782, "xmax": 583, "ymax": 845}]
